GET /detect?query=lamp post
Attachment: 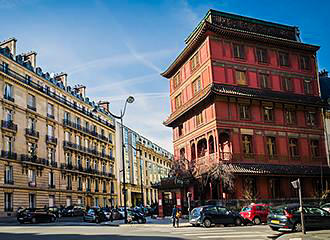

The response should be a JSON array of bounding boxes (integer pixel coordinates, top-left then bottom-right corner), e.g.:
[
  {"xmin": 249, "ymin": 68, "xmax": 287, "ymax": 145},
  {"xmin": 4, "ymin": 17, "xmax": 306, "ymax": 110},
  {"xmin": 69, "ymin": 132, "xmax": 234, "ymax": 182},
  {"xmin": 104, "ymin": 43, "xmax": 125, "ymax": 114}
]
[
  {"xmin": 291, "ymin": 178, "xmax": 305, "ymax": 234},
  {"xmin": 93, "ymin": 96, "xmax": 134, "ymax": 224}
]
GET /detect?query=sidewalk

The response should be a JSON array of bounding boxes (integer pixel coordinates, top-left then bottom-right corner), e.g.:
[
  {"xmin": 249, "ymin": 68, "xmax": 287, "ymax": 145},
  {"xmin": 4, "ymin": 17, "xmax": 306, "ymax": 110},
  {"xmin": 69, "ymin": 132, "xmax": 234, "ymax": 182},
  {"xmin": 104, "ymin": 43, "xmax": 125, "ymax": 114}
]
[{"xmin": 277, "ymin": 230, "xmax": 330, "ymax": 240}]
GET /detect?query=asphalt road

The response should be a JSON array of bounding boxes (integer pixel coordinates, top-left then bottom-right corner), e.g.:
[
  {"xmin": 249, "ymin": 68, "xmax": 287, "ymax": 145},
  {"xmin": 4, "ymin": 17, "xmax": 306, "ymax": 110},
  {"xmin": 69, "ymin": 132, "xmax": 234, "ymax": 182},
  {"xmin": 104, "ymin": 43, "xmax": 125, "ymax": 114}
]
[{"xmin": 0, "ymin": 220, "xmax": 284, "ymax": 240}]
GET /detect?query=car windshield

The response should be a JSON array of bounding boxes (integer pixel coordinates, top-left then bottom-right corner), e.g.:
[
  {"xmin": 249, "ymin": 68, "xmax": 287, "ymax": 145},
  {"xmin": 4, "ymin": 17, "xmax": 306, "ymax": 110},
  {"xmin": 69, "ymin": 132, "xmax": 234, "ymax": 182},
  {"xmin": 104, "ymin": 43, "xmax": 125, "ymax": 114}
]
[
  {"xmin": 87, "ymin": 209, "xmax": 95, "ymax": 215},
  {"xmin": 241, "ymin": 207, "xmax": 252, "ymax": 212},
  {"xmin": 270, "ymin": 206, "xmax": 286, "ymax": 215},
  {"xmin": 191, "ymin": 208, "xmax": 201, "ymax": 218}
]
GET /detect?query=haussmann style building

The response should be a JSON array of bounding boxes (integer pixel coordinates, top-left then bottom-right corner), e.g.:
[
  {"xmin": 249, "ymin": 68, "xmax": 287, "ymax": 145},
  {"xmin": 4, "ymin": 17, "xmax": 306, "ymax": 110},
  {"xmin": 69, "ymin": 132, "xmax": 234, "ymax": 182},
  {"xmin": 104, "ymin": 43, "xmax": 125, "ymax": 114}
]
[{"xmin": 157, "ymin": 10, "xmax": 330, "ymax": 216}]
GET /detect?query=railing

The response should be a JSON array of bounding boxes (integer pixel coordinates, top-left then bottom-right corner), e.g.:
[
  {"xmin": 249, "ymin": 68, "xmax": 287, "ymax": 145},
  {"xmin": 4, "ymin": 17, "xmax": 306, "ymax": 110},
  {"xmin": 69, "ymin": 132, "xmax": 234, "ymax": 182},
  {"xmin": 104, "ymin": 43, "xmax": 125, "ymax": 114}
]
[
  {"xmin": 25, "ymin": 128, "xmax": 39, "ymax": 138},
  {"xmin": 50, "ymin": 161, "xmax": 57, "ymax": 167},
  {"xmin": 4, "ymin": 94, "xmax": 14, "ymax": 102},
  {"xmin": 1, "ymin": 120, "xmax": 17, "ymax": 132},
  {"xmin": 20, "ymin": 154, "xmax": 49, "ymax": 166},
  {"xmin": 1, "ymin": 151, "xmax": 17, "ymax": 160},
  {"xmin": 4, "ymin": 179, "xmax": 14, "ymax": 185},
  {"xmin": 47, "ymin": 113, "xmax": 54, "ymax": 119},
  {"xmin": 27, "ymin": 104, "xmax": 36, "ymax": 111},
  {"xmin": 46, "ymin": 135, "xmax": 57, "ymax": 145},
  {"xmin": 0, "ymin": 63, "xmax": 115, "ymax": 130},
  {"xmin": 63, "ymin": 141, "xmax": 102, "ymax": 157}
]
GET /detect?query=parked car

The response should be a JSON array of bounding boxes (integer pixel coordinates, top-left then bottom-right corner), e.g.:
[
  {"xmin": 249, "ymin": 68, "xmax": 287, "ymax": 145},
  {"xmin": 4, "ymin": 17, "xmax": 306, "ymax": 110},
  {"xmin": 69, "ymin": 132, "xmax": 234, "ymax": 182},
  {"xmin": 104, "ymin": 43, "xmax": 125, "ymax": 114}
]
[
  {"xmin": 62, "ymin": 205, "xmax": 86, "ymax": 217},
  {"xmin": 110, "ymin": 208, "xmax": 124, "ymax": 220},
  {"xmin": 17, "ymin": 208, "xmax": 57, "ymax": 224},
  {"xmin": 320, "ymin": 203, "xmax": 330, "ymax": 212},
  {"xmin": 240, "ymin": 204, "xmax": 270, "ymax": 225},
  {"xmin": 190, "ymin": 205, "xmax": 243, "ymax": 228},
  {"xmin": 83, "ymin": 208, "xmax": 107, "ymax": 223},
  {"xmin": 267, "ymin": 203, "xmax": 330, "ymax": 232},
  {"xmin": 47, "ymin": 206, "xmax": 62, "ymax": 218},
  {"xmin": 101, "ymin": 207, "xmax": 111, "ymax": 220},
  {"xmin": 127, "ymin": 209, "xmax": 146, "ymax": 224}
]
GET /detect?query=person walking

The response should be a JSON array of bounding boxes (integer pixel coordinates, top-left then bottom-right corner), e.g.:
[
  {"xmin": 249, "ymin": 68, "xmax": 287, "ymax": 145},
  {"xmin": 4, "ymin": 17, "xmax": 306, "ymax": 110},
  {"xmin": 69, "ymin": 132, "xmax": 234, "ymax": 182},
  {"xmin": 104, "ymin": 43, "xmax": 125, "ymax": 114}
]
[{"xmin": 172, "ymin": 205, "xmax": 177, "ymax": 228}]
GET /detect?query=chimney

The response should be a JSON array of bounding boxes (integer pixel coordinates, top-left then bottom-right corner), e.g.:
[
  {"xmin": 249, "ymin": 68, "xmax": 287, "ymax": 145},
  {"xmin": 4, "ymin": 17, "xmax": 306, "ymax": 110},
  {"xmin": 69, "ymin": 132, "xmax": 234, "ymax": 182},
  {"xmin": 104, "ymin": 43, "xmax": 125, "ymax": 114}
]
[
  {"xmin": 319, "ymin": 69, "xmax": 329, "ymax": 78},
  {"xmin": 0, "ymin": 38, "xmax": 17, "ymax": 56},
  {"xmin": 74, "ymin": 84, "xmax": 86, "ymax": 98},
  {"xmin": 54, "ymin": 72, "xmax": 68, "ymax": 88},
  {"xmin": 22, "ymin": 51, "xmax": 37, "ymax": 68},
  {"xmin": 98, "ymin": 101, "xmax": 110, "ymax": 112}
]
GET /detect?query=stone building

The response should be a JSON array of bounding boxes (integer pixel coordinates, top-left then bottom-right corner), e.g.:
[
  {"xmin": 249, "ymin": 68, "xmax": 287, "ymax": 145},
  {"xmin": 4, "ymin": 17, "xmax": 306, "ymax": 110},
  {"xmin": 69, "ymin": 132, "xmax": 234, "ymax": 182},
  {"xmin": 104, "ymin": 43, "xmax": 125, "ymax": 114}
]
[{"xmin": 0, "ymin": 38, "xmax": 117, "ymax": 217}]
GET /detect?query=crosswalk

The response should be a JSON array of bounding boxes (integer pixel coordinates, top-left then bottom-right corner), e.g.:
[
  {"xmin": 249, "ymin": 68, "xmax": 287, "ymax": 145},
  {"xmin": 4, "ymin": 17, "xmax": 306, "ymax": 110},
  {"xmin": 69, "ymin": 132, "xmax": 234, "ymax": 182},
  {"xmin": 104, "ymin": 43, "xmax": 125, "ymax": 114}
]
[{"xmin": 165, "ymin": 225, "xmax": 281, "ymax": 240}]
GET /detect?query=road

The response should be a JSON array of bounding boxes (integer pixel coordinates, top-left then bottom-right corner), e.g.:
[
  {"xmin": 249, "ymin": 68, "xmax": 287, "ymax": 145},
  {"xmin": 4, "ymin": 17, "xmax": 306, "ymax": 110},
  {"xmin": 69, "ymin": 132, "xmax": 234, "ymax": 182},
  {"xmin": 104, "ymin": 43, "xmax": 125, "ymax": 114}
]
[{"xmin": 0, "ymin": 219, "xmax": 284, "ymax": 240}]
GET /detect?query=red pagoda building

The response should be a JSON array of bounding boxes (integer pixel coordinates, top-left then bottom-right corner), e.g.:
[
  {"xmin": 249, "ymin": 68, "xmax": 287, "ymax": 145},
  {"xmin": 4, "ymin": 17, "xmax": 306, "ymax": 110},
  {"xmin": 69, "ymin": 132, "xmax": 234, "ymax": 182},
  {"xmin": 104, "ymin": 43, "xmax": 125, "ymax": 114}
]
[{"xmin": 157, "ymin": 10, "xmax": 330, "ymax": 216}]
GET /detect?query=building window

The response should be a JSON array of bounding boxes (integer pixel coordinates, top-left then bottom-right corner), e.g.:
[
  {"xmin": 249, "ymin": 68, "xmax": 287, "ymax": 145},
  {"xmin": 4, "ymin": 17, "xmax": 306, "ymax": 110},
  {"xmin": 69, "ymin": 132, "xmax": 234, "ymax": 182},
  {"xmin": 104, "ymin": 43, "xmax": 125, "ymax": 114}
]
[
  {"xmin": 94, "ymin": 197, "xmax": 99, "ymax": 207},
  {"xmin": 95, "ymin": 180, "xmax": 99, "ymax": 192},
  {"xmin": 239, "ymin": 105, "xmax": 250, "ymax": 120},
  {"xmin": 306, "ymin": 111, "xmax": 317, "ymax": 126},
  {"xmin": 66, "ymin": 196, "xmax": 72, "ymax": 207},
  {"xmin": 64, "ymin": 111, "xmax": 70, "ymax": 121},
  {"xmin": 27, "ymin": 142, "xmax": 37, "ymax": 157},
  {"xmin": 47, "ymin": 125, "xmax": 54, "ymax": 137},
  {"xmin": 3, "ymin": 62, "xmax": 9, "ymax": 73},
  {"xmin": 27, "ymin": 117, "xmax": 36, "ymax": 131},
  {"xmin": 109, "ymin": 133, "xmax": 112, "ymax": 143},
  {"xmin": 300, "ymin": 55, "xmax": 310, "ymax": 70},
  {"xmin": 65, "ymin": 152, "xmax": 72, "ymax": 165},
  {"xmin": 263, "ymin": 106, "xmax": 274, "ymax": 122},
  {"xmin": 256, "ymin": 48, "xmax": 268, "ymax": 63},
  {"xmin": 86, "ymin": 159, "xmax": 91, "ymax": 169},
  {"xmin": 76, "ymin": 135, "xmax": 81, "ymax": 146},
  {"xmin": 235, "ymin": 70, "xmax": 247, "ymax": 85},
  {"xmin": 48, "ymin": 172, "xmax": 55, "ymax": 188},
  {"xmin": 196, "ymin": 112, "xmax": 203, "ymax": 126},
  {"xmin": 266, "ymin": 137, "xmax": 276, "ymax": 156},
  {"xmin": 282, "ymin": 77, "xmax": 293, "ymax": 91},
  {"xmin": 103, "ymin": 181, "xmax": 106, "ymax": 193},
  {"xmin": 67, "ymin": 175, "xmax": 72, "ymax": 190},
  {"xmin": 4, "ymin": 83, "xmax": 14, "ymax": 101},
  {"xmin": 29, "ymin": 194, "xmax": 36, "ymax": 208},
  {"xmin": 233, "ymin": 44, "xmax": 245, "ymax": 59},
  {"xmin": 5, "ymin": 193, "xmax": 13, "ymax": 212},
  {"xmin": 303, "ymin": 80, "xmax": 313, "ymax": 95},
  {"xmin": 178, "ymin": 124, "xmax": 183, "ymax": 137},
  {"xmin": 190, "ymin": 52, "xmax": 200, "ymax": 71},
  {"xmin": 49, "ymin": 195, "xmax": 55, "ymax": 207},
  {"xmin": 285, "ymin": 109, "xmax": 296, "ymax": 125},
  {"xmin": 192, "ymin": 76, "xmax": 201, "ymax": 95},
  {"xmin": 4, "ymin": 165, "xmax": 13, "ymax": 184},
  {"xmin": 4, "ymin": 108, "xmax": 13, "ymax": 122},
  {"xmin": 3, "ymin": 136, "xmax": 13, "ymax": 153},
  {"xmin": 48, "ymin": 148, "xmax": 56, "ymax": 163},
  {"xmin": 76, "ymin": 117, "xmax": 81, "ymax": 127},
  {"xmin": 310, "ymin": 139, "xmax": 320, "ymax": 157},
  {"xmin": 175, "ymin": 94, "xmax": 181, "ymax": 109},
  {"xmin": 259, "ymin": 73, "xmax": 270, "ymax": 89},
  {"xmin": 289, "ymin": 138, "xmax": 299, "ymax": 157},
  {"xmin": 78, "ymin": 177, "xmax": 82, "ymax": 191},
  {"xmin": 28, "ymin": 169, "xmax": 36, "ymax": 187},
  {"xmin": 242, "ymin": 135, "xmax": 253, "ymax": 154},
  {"xmin": 65, "ymin": 131, "xmax": 70, "ymax": 142},
  {"xmin": 27, "ymin": 94, "xmax": 36, "ymax": 110},
  {"xmin": 47, "ymin": 103, "xmax": 54, "ymax": 118},
  {"xmin": 173, "ymin": 71, "xmax": 181, "ymax": 89},
  {"xmin": 279, "ymin": 52, "xmax": 289, "ymax": 66}
]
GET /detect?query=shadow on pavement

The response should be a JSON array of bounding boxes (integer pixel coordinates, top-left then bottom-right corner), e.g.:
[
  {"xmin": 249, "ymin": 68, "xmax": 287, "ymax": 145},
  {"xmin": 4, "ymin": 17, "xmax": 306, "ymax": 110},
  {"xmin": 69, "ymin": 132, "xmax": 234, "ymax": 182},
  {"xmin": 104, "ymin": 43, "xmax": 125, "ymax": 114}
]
[{"xmin": 0, "ymin": 232, "xmax": 184, "ymax": 240}]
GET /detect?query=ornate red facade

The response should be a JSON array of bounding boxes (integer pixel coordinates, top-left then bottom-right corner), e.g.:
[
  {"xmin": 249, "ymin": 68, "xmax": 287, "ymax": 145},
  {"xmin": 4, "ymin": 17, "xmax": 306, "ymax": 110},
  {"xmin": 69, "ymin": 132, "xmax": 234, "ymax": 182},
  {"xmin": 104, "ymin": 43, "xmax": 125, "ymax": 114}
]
[{"xmin": 159, "ymin": 10, "xmax": 329, "ymax": 214}]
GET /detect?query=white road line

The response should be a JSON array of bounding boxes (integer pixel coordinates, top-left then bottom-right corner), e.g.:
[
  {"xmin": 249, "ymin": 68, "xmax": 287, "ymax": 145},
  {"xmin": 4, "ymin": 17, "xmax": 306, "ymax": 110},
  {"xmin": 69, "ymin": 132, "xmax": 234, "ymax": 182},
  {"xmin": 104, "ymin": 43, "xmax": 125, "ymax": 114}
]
[
  {"xmin": 184, "ymin": 231, "xmax": 264, "ymax": 236},
  {"xmin": 198, "ymin": 235, "xmax": 269, "ymax": 239}
]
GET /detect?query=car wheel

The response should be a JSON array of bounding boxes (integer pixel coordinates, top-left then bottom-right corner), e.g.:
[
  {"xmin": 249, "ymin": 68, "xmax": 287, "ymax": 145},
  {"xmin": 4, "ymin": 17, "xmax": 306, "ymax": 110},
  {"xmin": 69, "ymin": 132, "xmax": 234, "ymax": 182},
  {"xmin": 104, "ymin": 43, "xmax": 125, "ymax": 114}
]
[
  {"xmin": 253, "ymin": 217, "xmax": 261, "ymax": 225},
  {"xmin": 51, "ymin": 216, "xmax": 56, "ymax": 222},
  {"xmin": 95, "ymin": 218, "xmax": 100, "ymax": 224},
  {"xmin": 203, "ymin": 219, "xmax": 212, "ymax": 228},
  {"xmin": 293, "ymin": 222, "xmax": 302, "ymax": 232},
  {"xmin": 31, "ymin": 217, "xmax": 37, "ymax": 224},
  {"xmin": 137, "ymin": 218, "xmax": 143, "ymax": 224},
  {"xmin": 235, "ymin": 218, "xmax": 242, "ymax": 226}
]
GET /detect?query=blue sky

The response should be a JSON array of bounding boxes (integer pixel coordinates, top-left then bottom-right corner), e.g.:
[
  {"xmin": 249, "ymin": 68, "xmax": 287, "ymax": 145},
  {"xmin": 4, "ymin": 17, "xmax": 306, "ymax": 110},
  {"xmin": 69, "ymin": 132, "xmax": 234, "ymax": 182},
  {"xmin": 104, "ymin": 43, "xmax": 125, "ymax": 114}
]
[{"xmin": 1, "ymin": 0, "xmax": 329, "ymax": 152}]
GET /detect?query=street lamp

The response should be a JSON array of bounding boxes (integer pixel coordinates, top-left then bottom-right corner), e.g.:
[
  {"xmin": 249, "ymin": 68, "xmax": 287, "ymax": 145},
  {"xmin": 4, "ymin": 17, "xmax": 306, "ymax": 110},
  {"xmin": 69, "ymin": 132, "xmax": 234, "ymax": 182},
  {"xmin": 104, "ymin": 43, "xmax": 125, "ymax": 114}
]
[{"xmin": 93, "ymin": 96, "xmax": 134, "ymax": 224}]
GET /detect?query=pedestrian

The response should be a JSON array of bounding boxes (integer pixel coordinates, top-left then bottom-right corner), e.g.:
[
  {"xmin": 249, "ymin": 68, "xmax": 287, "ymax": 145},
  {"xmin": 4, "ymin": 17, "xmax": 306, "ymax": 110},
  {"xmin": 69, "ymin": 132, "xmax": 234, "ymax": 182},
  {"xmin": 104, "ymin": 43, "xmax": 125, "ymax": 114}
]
[{"xmin": 172, "ymin": 205, "xmax": 179, "ymax": 228}]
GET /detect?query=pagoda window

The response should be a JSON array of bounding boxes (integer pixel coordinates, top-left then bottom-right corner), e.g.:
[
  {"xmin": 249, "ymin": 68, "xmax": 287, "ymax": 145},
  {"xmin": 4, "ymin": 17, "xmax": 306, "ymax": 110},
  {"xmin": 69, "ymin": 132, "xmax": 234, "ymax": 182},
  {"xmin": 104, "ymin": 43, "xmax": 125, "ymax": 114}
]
[
  {"xmin": 310, "ymin": 139, "xmax": 320, "ymax": 157},
  {"xmin": 266, "ymin": 136, "xmax": 276, "ymax": 156},
  {"xmin": 303, "ymin": 80, "xmax": 313, "ymax": 95},
  {"xmin": 190, "ymin": 52, "xmax": 200, "ymax": 71},
  {"xmin": 173, "ymin": 71, "xmax": 181, "ymax": 89},
  {"xmin": 285, "ymin": 109, "xmax": 296, "ymax": 125},
  {"xmin": 209, "ymin": 135, "xmax": 215, "ymax": 154},
  {"xmin": 196, "ymin": 112, "xmax": 204, "ymax": 126},
  {"xmin": 178, "ymin": 124, "xmax": 183, "ymax": 137},
  {"xmin": 242, "ymin": 135, "xmax": 253, "ymax": 154},
  {"xmin": 256, "ymin": 48, "xmax": 268, "ymax": 63},
  {"xmin": 197, "ymin": 138, "xmax": 207, "ymax": 158},
  {"xmin": 174, "ymin": 94, "xmax": 182, "ymax": 109},
  {"xmin": 191, "ymin": 143, "xmax": 196, "ymax": 160},
  {"xmin": 235, "ymin": 70, "xmax": 247, "ymax": 85},
  {"xmin": 300, "ymin": 55, "xmax": 310, "ymax": 70},
  {"xmin": 263, "ymin": 106, "xmax": 274, "ymax": 122},
  {"xmin": 192, "ymin": 76, "xmax": 202, "ymax": 95},
  {"xmin": 289, "ymin": 138, "xmax": 299, "ymax": 157},
  {"xmin": 281, "ymin": 77, "xmax": 293, "ymax": 92},
  {"xmin": 233, "ymin": 44, "xmax": 245, "ymax": 59},
  {"xmin": 259, "ymin": 73, "xmax": 270, "ymax": 89},
  {"xmin": 279, "ymin": 52, "xmax": 289, "ymax": 67},
  {"xmin": 306, "ymin": 111, "xmax": 317, "ymax": 127},
  {"xmin": 239, "ymin": 105, "xmax": 250, "ymax": 120}
]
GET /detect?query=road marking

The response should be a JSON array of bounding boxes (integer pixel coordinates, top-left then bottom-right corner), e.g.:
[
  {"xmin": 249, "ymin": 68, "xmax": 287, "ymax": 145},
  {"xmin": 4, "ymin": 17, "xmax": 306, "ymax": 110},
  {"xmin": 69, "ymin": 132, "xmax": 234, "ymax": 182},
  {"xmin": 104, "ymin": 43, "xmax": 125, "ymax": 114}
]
[
  {"xmin": 198, "ymin": 235, "xmax": 268, "ymax": 239},
  {"xmin": 183, "ymin": 231, "xmax": 264, "ymax": 236}
]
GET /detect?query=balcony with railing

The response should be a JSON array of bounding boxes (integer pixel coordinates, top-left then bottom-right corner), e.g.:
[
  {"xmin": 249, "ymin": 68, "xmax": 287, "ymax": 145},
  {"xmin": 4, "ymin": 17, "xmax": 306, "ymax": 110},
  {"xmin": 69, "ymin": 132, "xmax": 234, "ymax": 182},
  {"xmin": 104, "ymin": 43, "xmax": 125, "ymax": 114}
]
[
  {"xmin": 1, "ymin": 120, "xmax": 17, "ymax": 132},
  {"xmin": 4, "ymin": 94, "xmax": 14, "ymax": 102},
  {"xmin": 27, "ymin": 104, "xmax": 36, "ymax": 111},
  {"xmin": 50, "ymin": 161, "xmax": 57, "ymax": 167},
  {"xmin": 1, "ymin": 151, "xmax": 17, "ymax": 160},
  {"xmin": 20, "ymin": 154, "xmax": 49, "ymax": 166},
  {"xmin": 25, "ymin": 128, "xmax": 39, "ymax": 139},
  {"xmin": 46, "ymin": 135, "xmax": 57, "ymax": 145},
  {"xmin": 4, "ymin": 179, "xmax": 14, "ymax": 185}
]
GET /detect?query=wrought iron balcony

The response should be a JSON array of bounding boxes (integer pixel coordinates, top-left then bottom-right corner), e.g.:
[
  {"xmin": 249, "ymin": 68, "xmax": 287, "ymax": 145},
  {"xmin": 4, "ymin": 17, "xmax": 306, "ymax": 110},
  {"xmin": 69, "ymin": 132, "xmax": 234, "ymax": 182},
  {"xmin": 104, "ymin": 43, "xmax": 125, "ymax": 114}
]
[
  {"xmin": 50, "ymin": 161, "xmax": 57, "ymax": 167},
  {"xmin": 46, "ymin": 135, "xmax": 57, "ymax": 145},
  {"xmin": 4, "ymin": 179, "xmax": 14, "ymax": 185},
  {"xmin": 1, "ymin": 120, "xmax": 17, "ymax": 132},
  {"xmin": 1, "ymin": 151, "xmax": 17, "ymax": 160},
  {"xmin": 4, "ymin": 94, "xmax": 14, "ymax": 102},
  {"xmin": 25, "ymin": 128, "xmax": 39, "ymax": 138},
  {"xmin": 27, "ymin": 104, "xmax": 36, "ymax": 111}
]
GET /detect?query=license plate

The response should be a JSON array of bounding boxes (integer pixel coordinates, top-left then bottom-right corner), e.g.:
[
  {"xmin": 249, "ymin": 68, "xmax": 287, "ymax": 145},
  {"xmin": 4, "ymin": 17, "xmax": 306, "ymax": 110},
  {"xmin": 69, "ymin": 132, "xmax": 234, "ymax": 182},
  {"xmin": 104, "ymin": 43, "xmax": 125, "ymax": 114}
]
[{"xmin": 271, "ymin": 220, "xmax": 280, "ymax": 224}]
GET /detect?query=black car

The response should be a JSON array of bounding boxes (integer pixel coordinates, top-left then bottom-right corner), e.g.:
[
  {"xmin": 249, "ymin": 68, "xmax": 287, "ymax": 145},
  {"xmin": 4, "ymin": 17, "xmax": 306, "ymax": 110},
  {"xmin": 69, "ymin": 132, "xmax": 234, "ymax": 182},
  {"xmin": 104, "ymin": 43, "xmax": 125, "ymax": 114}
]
[
  {"xmin": 62, "ymin": 205, "xmax": 86, "ymax": 217},
  {"xmin": 127, "ymin": 209, "xmax": 146, "ymax": 224},
  {"xmin": 267, "ymin": 203, "xmax": 330, "ymax": 232},
  {"xmin": 47, "ymin": 206, "xmax": 62, "ymax": 218},
  {"xmin": 110, "ymin": 208, "xmax": 124, "ymax": 221},
  {"xmin": 17, "ymin": 208, "xmax": 57, "ymax": 224},
  {"xmin": 189, "ymin": 205, "xmax": 243, "ymax": 228},
  {"xmin": 83, "ymin": 208, "xmax": 107, "ymax": 223}
]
